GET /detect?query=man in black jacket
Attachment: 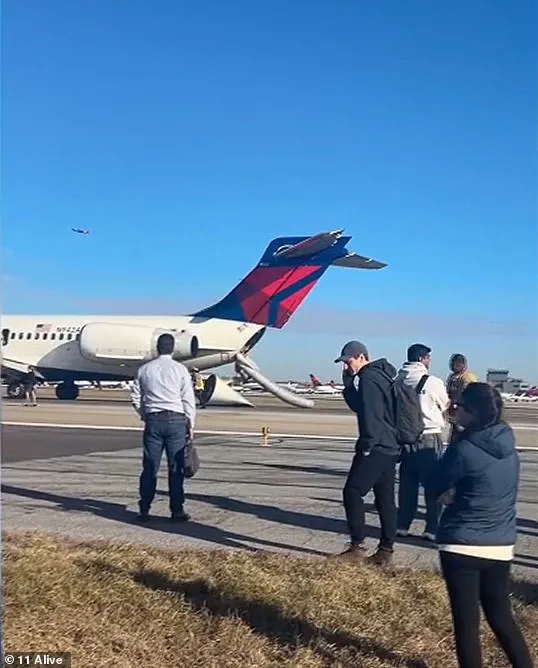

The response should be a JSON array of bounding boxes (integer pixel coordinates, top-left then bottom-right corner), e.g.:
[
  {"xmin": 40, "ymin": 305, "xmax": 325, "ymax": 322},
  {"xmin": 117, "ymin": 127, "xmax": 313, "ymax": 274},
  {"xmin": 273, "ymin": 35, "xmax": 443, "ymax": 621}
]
[{"xmin": 333, "ymin": 340, "xmax": 399, "ymax": 566}]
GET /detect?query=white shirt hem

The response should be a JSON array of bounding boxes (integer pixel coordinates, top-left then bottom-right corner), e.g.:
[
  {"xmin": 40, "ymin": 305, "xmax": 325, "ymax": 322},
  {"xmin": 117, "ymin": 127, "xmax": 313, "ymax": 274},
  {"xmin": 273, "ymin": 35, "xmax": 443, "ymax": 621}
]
[{"xmin": 438, "ymin": 544, "xmax": 515, "ymax": 561}]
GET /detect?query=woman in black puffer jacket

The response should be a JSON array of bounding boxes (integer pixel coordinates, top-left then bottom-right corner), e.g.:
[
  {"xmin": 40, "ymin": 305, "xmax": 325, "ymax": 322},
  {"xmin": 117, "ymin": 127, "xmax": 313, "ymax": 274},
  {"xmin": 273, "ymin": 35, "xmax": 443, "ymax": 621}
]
[{"xmin": 435, "ymin": 382, "xmax": 533, "ymax": 668}]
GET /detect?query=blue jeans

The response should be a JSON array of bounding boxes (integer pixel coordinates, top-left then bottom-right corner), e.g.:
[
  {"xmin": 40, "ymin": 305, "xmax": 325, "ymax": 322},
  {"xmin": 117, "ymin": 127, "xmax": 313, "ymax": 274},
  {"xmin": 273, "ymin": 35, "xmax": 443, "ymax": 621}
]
[
  {"xmin": 139, "ymin": 411, "xmax": 187, "ymax": 514},
  {"xmin": 397, "ymin": 434, "xmax": 444, "ymax": 535}
]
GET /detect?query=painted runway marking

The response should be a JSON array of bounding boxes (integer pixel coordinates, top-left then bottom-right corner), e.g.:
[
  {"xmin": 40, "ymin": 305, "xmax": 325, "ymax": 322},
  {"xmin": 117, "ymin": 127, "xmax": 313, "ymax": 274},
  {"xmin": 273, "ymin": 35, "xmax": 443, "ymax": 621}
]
[{"xmin": 2, "ymin": 421, "xmax": 538, "ymax": 451}]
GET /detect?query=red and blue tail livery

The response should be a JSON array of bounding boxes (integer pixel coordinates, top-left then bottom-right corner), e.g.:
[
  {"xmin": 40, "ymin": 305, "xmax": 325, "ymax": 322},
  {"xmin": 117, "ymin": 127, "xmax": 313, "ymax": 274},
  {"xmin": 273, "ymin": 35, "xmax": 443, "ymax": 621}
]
[{"xmin": 193, "ymin": 229, "xmax": 387, "ymax": 329}]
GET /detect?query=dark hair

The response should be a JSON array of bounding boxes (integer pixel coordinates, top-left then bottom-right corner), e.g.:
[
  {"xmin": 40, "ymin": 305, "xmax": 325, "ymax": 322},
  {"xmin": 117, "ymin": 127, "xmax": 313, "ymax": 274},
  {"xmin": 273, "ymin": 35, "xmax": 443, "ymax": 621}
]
[
  {"xmin": 157, "ymin": 333, "xmax": 175, "ymax": 356},
  {"xmin": 450, "ymin": 353, "xmax": 467, "ymax": 366},
  {"xmin": 407, "ymin": 343, "xmax": 431, "ymax": 362},
  {"xmin": 460, "ymin": 382, "xmax": 503, "ymax": 430}
]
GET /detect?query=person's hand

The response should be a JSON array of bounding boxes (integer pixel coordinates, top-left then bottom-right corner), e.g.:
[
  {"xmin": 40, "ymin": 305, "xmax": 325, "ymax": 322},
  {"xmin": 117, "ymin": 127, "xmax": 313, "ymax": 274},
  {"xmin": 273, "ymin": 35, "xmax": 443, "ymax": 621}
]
[
  {"xmin": 342, "ymin": 368, "xmax": 354, "ymax": 388},
  {"xmin": 438, "ymin": 489, "xmax": 455, "ymax": 505}
]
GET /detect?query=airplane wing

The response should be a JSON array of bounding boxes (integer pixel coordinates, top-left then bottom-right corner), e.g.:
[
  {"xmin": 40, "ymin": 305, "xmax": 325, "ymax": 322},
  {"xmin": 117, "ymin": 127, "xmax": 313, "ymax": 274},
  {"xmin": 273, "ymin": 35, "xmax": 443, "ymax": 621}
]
[
  {"xmin": 1, "ymin": 357, "xmax": 30, "ymax": 374},
  {"xmin": 332, "ymin": 253, "xmax": 387, "ymax": 270}
]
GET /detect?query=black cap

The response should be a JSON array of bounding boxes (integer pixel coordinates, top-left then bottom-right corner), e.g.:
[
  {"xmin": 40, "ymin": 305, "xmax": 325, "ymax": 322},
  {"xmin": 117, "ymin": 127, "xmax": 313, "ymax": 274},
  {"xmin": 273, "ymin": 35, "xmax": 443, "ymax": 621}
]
[
  {"xmin": 407, "ymin": 343, "xmax": 431, "ymax": 362},
  {"xmin": 334, "ymin": 340, "xmax": 369, "ymax": 363}
]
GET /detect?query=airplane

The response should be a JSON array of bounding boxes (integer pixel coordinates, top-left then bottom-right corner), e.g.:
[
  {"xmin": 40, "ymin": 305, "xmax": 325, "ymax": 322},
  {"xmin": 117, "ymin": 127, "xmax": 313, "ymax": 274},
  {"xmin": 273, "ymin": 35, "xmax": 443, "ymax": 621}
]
[
  {"xmin": 308, "ymin": 373, "xmax": 344, "ymax": 395},
  {"xmin": 71, "ymin": 228, "xmax": 90, "ymax": 235},
  {"xmin": 1, "ymin": 229, "xmax": 387, "ymax": 407}
]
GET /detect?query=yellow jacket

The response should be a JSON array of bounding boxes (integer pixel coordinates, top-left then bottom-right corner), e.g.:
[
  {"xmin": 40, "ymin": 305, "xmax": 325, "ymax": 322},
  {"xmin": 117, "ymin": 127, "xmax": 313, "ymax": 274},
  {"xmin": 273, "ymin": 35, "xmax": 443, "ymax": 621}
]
[
  {"xmin": 447, "ymin": 370, "xmax": 478, "ymax": 418},
  {"xmin": 193, "ymin": 373, "xmax": 204, "ymax": 391}
]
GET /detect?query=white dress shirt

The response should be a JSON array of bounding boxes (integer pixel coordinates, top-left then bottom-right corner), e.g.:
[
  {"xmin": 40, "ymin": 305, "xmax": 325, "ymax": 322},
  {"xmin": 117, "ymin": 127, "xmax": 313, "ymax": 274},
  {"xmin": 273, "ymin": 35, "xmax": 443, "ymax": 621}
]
[{"xmin": 131, "ymin": 354, "xmax": 196, "ymax": 428}]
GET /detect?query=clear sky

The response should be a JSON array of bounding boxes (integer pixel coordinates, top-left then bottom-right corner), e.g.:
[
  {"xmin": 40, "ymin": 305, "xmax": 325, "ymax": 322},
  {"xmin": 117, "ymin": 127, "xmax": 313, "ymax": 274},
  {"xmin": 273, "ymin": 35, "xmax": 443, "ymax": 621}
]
[{"xmin": 2, "ymin": 0, "xmax": 537, "ymax": 383}]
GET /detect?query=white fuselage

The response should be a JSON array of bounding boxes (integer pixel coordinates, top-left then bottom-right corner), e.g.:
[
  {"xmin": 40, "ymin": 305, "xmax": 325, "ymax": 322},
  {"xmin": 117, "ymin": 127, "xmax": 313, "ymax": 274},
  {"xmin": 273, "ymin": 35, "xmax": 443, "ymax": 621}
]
[
  {"xmin": 312, "ymin": 384, "xmax": 343, "ymax": 395},
  {"xmin": 1, "ymin": 315, "xmax": 265, "ymax": 382}
]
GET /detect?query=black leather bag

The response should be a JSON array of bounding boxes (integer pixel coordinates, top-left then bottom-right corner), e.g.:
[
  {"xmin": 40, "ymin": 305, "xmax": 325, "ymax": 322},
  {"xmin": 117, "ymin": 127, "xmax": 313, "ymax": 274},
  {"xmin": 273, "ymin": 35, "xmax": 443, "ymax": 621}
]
[{"xmin": 184, "ymin": 435, "xmax": 200, "ymax": 478}]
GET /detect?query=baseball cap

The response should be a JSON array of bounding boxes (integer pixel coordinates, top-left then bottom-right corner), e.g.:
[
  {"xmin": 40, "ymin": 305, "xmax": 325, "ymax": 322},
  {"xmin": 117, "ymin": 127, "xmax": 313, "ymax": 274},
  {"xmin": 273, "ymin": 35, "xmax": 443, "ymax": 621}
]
[{"xmin": 334, "ymin": 340, "xmax": 369, "ymax": 363}]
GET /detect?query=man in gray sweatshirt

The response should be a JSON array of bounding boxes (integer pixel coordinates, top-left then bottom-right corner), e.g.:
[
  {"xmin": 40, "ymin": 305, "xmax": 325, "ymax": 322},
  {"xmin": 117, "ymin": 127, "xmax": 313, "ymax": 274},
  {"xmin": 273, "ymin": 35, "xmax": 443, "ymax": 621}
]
[{"xmin": 396, "ymin": 343, "xmax": 449, "ymax": 541}]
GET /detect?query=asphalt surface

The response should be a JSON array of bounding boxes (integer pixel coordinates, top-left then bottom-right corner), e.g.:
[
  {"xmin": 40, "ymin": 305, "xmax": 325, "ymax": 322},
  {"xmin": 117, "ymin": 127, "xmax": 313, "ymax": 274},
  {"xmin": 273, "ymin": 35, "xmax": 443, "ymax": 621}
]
[
  {"xmin": 2, "ymin": 425, "xmax": 141, "ymax": 462},
  {"xmin": 3, "ymin": 399, "xmax": 538, "ymax": 447},
  {"xmin": 2, "ymin": 425, "xmax": 538, "ymax": 582},
  {"xmin": 4, "ymin": 386, "xmax": 538, "ymax": 421}
]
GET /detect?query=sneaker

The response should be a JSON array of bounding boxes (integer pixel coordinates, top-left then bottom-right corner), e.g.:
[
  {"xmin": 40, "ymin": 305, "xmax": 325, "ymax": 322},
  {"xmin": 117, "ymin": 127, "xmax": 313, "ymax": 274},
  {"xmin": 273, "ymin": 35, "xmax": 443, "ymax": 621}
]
[
  {"xmin": 366, "ymin": 547, "xmax": 394, "ymax": 567},
  {"xmin": 396, "ymin": 529, "xmax": 409, "ymax": 537},
  {"xmin": 328, "ymin": 544, "xmax": 368, "ymax": 561},
  {"xmin": 422, "ymin": 532, "xmax": 436, "ymax": 542}
]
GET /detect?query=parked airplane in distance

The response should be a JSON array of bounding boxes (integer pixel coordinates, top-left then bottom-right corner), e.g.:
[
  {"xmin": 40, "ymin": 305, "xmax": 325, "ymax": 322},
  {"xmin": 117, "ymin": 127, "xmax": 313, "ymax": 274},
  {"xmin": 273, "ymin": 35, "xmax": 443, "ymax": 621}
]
[
  {"xmin": 1, "ymin": 229, "xmax": 386, "ymax": 408},
  {"xmin": 309, "ymin": 373, "xmax": 344, "ymax": 394}
]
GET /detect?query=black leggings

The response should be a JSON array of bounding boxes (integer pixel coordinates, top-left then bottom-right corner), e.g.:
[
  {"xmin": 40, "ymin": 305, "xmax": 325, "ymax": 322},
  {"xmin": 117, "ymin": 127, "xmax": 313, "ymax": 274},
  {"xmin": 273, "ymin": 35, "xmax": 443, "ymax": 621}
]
[{"xmin": 440, "ymin": 551, "xmax": 533, "ymax": 668}]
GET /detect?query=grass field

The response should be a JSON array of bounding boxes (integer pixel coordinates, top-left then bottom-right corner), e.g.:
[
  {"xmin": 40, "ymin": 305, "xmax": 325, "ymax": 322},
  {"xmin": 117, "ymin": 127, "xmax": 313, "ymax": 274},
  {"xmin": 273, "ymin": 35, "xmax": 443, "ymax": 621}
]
[{"xmin": 3, "ymin": 531, "xmax": 537, "ymax": 667}]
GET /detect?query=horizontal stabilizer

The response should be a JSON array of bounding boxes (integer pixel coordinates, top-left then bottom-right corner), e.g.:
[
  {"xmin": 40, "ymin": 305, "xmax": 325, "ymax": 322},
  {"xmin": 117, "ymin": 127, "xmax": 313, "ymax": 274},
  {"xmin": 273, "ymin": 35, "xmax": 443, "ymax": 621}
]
[
  {"xmin": 332, "ymin": 253, "xmax": 387, "ymax": 270},
  {"xmin": 272, "ymin": 229, "xmax": 345, "ymax": 259},
  {"xmin": 193, "ymin": 229, "xmax": 387, "ymax": 328}
]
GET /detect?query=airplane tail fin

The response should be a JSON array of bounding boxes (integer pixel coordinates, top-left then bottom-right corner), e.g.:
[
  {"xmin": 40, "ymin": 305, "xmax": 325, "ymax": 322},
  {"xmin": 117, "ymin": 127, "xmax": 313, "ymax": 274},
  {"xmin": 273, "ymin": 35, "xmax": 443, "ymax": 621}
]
[
  {"xmin": 192, "ymin": 230, "xmax": 385, "ymax": 328},
  {"xmin": 309, "ymin": 373, "xmax": 322, "ymax": 387}
]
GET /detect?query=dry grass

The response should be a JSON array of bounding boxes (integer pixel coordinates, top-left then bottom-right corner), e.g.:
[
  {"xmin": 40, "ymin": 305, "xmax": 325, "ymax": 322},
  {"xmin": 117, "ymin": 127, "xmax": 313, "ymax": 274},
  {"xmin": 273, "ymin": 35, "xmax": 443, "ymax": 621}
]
[{"xmin": 3, "ymin": 531, "xmax": 537, "ymax": 668}]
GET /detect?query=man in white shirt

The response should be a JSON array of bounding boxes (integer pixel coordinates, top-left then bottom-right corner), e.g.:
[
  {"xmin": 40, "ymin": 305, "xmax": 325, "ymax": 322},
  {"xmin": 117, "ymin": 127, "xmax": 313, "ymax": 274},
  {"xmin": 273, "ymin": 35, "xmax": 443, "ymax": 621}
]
[
  {"xmin": 395, "ymin": 343, "xmax": 449, "ymax": 541},
  {"xmin": 131, "ymin": 333, "xmax": 196, "ymax": 522}
]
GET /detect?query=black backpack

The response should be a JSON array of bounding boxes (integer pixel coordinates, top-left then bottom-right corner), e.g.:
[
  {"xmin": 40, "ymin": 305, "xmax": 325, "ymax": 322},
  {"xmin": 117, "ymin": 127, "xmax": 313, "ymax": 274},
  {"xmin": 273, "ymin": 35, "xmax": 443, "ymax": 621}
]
[{"xmin": 390, "ymin": 374, "xmax": 429, "ymax": 445}]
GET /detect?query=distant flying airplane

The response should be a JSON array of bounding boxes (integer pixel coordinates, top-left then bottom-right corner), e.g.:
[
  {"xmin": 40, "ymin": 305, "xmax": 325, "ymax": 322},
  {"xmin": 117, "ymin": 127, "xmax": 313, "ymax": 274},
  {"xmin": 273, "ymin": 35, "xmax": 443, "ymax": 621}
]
[{"xmin": 71, "ymin": 228, "xmax": 90, "ymax": 235}]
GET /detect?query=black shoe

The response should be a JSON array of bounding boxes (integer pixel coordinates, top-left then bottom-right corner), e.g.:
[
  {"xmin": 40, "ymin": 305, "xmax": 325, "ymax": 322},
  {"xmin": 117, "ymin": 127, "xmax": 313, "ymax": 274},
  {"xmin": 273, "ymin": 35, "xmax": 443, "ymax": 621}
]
[
  {"xmin": 366, "ymin": 546, "xmax": 394, "ymax": 567},
  {"xmin": 170, "ymin": 510, "xmax": 190, "ymax": 522},
  {"xmin": 136, "ymin": 511, "xmax": 149, "ymax": 522},
  {"xmin": 328, "ymin": 543, "xmax": 368, "ymax": 562}
]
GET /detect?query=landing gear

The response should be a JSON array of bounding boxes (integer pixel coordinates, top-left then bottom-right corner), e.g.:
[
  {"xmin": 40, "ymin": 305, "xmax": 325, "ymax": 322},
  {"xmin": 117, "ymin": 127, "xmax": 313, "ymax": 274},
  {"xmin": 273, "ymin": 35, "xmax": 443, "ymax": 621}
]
[
  {"xmin": 7, "ymin": 382, "xmax": 25, "ymax": 399},
  {"xmin": 55, "ymin": 382, "xmax": 80, "ymax": 401}
]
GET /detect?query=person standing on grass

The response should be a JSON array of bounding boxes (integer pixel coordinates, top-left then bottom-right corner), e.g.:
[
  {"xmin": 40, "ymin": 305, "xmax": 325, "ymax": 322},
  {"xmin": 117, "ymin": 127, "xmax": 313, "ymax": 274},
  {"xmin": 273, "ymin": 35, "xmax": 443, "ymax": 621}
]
[{"xmin": 435, "ymin": 382, "xmax": 533, "ymax": 668}]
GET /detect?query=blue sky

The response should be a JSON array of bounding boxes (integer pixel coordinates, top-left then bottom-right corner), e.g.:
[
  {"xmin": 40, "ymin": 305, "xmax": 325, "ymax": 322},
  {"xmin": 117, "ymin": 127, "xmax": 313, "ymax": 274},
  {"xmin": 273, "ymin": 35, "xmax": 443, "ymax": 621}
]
[{"xmin": 2, "ymin": 0, "xmax": 537, "ymax": 382}]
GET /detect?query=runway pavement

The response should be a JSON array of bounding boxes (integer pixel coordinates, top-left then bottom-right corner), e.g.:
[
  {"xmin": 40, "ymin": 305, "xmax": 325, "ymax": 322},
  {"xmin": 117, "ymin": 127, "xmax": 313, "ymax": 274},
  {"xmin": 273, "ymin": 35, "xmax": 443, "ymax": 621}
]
[
  {"xmin": 4, "ymin": 386, "xmax": 538, "ymax": 421},
  {"xmin": 2, "ymin": 397, "xmax": 538, "ymax": 447},
  {"xmin": 2, "ymin": 395, "xmax": 537, "ymax": 582},
  {"xmin": 2, "ymin": 424, "xmax": 537, "ymax": 582}
]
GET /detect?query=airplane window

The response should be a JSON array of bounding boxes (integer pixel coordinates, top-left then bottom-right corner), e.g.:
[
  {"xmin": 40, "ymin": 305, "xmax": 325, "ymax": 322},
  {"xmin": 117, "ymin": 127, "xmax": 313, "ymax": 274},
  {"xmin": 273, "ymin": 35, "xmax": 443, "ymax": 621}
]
[
  {"xmin": 35, "ymin": 333, "xmax": 40, "ymax": 340},
  {"xmin": 10, "ymin": 332, "xmax": 16, "ymax": 339},
  {"xmin": 19, "ymin": 332, "xmax": 23, "ymax": 339},
  {"xmin": 1, "ymin": 329, "xmax": 9, "ymax": 346},
  {"xmin": 26, "ymin": 333, "xmax": 31, "ymax": 340},
  {"xmin": 67, "ymin": 333, "xmax": 72, "ymax": 340},
  {"xmin": 51, "ymin": 333, "xmax": 56, "ymax": 340},
  {"xmin": 59, "ymin": 333, "xmax": 64, "ymax": 340},
  {"xmin": 43, "ymin": 333, "xmax": 48, "ymax": 340}
]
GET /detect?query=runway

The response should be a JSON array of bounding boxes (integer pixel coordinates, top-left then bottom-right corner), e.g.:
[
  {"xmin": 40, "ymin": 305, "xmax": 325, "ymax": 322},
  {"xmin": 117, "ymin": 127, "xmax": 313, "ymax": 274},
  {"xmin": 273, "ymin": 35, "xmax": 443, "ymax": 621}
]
[
  {"xmin": 4, "ymin": 386, "xmax": 538, "ymax": 420},
  {"xmin": 2, "ymin": 424, "xmax": 538, "ymax": 583},
  {"xmin": 2, "ymin": 393, "xmax": 538, "ymax": 448},
  {"xmin": 2, "ymin": 392, "xmax": 537, "ymax": 580}
]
